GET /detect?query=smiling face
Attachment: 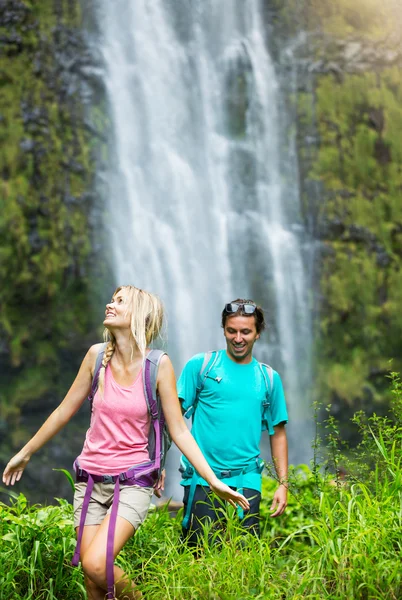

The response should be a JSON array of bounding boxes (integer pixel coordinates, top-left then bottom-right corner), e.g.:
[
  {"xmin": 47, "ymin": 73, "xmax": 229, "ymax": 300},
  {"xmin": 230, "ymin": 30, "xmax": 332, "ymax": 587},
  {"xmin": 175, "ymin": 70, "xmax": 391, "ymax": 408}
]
[
  {"xmin": 223, "ymin": 314, "xmax": 260, "ymax": 364},
  {"xmin": 103, "ymin": 288, "xmax": 132, "ymax": 331}
]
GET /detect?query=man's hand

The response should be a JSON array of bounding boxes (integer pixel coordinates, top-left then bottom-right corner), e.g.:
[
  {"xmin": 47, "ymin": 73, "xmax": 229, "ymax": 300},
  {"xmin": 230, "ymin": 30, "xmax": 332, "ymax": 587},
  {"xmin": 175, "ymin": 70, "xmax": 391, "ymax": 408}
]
[
  {"xmin": 153, "ymin": 469, "xmax": 166, "ymax": 498},
  {"xmin": 270, "ymin": 484, "xmax": 287, "ymax": 517}
]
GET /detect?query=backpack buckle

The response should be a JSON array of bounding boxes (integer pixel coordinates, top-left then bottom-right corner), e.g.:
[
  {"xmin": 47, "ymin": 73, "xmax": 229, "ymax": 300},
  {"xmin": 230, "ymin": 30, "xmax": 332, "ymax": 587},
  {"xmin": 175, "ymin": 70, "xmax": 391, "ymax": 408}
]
[
  {"xmin": 102, "ymin": 475, "xmax": 115, "ymax": 484},
  {"xmin": 179, "ymin": 464, "xmax": 194, "ymax": 478},
  {"xmin": 183, "ymin": 406, "xmax": 195, "ymax": 419}
]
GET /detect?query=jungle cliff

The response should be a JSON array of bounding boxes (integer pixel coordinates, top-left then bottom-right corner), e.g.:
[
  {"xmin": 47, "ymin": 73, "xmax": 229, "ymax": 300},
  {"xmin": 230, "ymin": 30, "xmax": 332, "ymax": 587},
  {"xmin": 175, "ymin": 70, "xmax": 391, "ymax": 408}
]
[
  {"xmin": 1, "ymin": 0, "xmax": 402, "ymax": 502},
  {"xmin": 278, "ymin": 0, "xmax": 402, "ymax": 438},
  {"xmin": 0, "ymin": 0, "xmax": 110, "ymax": 500}
]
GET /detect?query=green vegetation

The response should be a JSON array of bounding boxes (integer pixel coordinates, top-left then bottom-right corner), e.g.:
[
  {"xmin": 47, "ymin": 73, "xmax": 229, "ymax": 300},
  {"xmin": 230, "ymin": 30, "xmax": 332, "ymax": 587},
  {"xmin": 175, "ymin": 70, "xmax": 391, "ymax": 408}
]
[
  {"xmin": 304, "ymin": 0, "xmax": 399, "ymax": 39},
  {"xmin": 2, "ymin": 375, "xmax": 402, "ymax": 599},
  {"xmin": 1, "ymin": 0, "xmax": 402, "ymax": 523},
  {"xmin": 270, "ymin": 0, "xmax": 400, "ymax": 41},
  {"xmin": 0, "ymin": 1, "xmax": 108, "ymax": 447},
  {"xmin": 312, "ymin": 69, "xmax": 402, "ymax": 417},
  {"xmin": 287, "ymin": 0, "xmax": 402, "ymax": 425}
]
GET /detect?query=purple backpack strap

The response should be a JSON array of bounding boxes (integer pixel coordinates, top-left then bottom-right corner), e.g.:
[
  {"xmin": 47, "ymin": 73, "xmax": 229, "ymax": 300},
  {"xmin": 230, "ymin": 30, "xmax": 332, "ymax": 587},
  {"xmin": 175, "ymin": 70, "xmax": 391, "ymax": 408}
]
[
  {"xmin": 106, "ymin": 482, "xmax": 120, "ymax": 599},
  {"xmin": 71, "ymin": 473, "xmax": 95, "ymax": 567},
  {"xmin": 73, "ymin": 472, "xmax": 120, "ymax": 599}
]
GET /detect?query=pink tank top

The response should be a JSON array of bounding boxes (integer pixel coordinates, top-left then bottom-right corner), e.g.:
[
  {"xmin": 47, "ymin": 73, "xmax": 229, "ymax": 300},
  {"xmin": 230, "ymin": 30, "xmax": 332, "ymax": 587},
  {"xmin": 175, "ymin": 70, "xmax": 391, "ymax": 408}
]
[{"xmin": 76, "ymin": 364, "xmax": 151, "ymax": 475}]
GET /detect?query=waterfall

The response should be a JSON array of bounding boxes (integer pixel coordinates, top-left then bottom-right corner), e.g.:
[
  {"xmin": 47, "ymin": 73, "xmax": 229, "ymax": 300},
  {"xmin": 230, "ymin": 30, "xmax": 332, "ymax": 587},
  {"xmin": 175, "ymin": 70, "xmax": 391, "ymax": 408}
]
[{"xmin": 92, "ymin": 0, "xmax": 313, "ymax": 497}]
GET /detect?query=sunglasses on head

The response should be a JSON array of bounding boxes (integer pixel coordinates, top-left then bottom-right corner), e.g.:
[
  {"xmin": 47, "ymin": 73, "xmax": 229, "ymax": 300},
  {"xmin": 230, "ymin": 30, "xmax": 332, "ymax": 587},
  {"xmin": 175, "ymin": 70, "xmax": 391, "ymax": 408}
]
[{"xmin": 224, "ymin": 302, "xmax": 257, "ymax": 315}]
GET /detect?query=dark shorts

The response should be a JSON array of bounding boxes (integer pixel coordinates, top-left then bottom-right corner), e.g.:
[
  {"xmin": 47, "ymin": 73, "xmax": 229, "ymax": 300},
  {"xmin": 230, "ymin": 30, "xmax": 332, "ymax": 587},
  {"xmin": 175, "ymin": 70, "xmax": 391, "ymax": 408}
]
[{"xmin": 182, "ymin": 485, "xmax": 261, "ymax": 547}]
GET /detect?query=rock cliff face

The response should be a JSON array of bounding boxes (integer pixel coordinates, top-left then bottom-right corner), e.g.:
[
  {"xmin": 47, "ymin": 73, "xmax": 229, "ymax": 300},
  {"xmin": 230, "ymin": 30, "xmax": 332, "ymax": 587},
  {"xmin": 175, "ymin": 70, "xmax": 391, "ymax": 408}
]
[
  {"xmin": 0, "ymin": 0, "xmax": 110, "ymax": 499},
  {"xmin": 1, "ymin": 0, "xmax": 402, "ymax": 501},
  {"xmin": 277, "ymin": 0, "xmax": 402, "ymax": 437},
  {"xmin": 311, "ymin": 67, "xmax": 402, "ymax": 437}
]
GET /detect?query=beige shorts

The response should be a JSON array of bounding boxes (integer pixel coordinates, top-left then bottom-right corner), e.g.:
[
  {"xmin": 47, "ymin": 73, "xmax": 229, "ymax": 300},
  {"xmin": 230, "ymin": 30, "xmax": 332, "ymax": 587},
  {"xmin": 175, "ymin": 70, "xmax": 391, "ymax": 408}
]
[{"xmin": 73, "ymin": 481, "xmax": 153, "ymax": 530}]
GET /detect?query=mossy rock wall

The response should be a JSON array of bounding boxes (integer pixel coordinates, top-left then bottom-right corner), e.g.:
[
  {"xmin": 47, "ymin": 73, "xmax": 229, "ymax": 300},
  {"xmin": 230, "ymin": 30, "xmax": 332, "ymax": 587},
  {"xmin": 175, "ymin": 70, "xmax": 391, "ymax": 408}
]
[
  {"xmin": 313, "ymin": 69, "xmax": 402, "ymax": 427},
  {"xmin": 288, "ymin": 0, "xmax": 402, "ymax": 436},
  {"xmin": 0, "ymin": 0, "xmax": 109, "ymax": 473},
  {"xmin": 1, "ymin": 0, "xmax": 402, "ymax": 499}
]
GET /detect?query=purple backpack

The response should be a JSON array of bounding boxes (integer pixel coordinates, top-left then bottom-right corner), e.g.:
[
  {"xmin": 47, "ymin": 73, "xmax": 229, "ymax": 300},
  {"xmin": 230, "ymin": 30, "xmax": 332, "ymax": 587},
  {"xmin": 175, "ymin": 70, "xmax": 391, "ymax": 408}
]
[
  {"xmin": 88, "ymin": 344, "xmax": 171, "ymax": 475},
  {"xmin": 71, "ymin": 345, "xmax": 171, "ymax": 599}
]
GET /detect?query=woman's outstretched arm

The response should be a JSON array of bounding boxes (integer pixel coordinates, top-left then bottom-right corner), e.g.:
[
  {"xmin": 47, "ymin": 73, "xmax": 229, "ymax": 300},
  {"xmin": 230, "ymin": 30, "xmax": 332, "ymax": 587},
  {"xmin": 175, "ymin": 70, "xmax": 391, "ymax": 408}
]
[
  {"xmin": 2, "ymin": 344, "xmax": 100, "ymax": 486},
  {"xmin": 157, "ymin": 355, "xmax": 250, "ymax": 511}
]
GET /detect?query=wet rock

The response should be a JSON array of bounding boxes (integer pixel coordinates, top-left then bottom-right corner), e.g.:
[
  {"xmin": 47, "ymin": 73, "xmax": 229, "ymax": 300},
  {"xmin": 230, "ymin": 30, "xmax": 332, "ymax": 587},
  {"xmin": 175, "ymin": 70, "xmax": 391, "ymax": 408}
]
[
  {"xmin": 343, "ymin": 41, "xmax": 362, "ymax": 62},
  {"xmin": 20, "ymin": 138, "xmax": 35, "ymax": 152},
  {"xmin": 222, "ymin": 41, "xmax": 252, "ymax": 138},
  {"xmin": 345, "ymin": 224, "xmax": 376, "ymax": 245},
  {"xmin": 368, "ymin": 107, "xmax": 385, "ymax": 134},
  {"xmin": 375, "ymin": 247, "xmax": 391, "ymax": 268},
  {"xmin": 227, "ymin": 146, "xmax": 257, "ymax": 213},
  {"xmin": 28, "ymin": 229, "xmax": 45, "ymax": 253},
  {"xmin": 0, "ymin": 31, "xmax": 23, "ymax": 54},
  {"xmin": 0, "ymin": 0, "xmax": 30, "ymax": 25},
  {"xmin": 320, "ymin": 217, "xmax": 346, "ymax": 239},
  {"xmin": 374, "ymin": 137, "xmax": 391, "ymax": 165}
]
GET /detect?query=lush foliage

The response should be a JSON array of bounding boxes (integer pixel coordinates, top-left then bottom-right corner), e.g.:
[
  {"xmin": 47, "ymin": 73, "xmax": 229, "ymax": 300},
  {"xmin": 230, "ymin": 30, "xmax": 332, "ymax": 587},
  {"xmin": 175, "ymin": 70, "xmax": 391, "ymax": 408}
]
[
  {"xmin": 2, "ymin": 0, "xmax": 402, "ymax": 540},
  {"xmin": 2, "ymin": 375, "xmax": 402, "ymax": 599},
  {"xmin": 286, "ymin": 0, "xmax": 402, "ymax": 425},
  {"xmin": 0, "ymin": 0, "xmax": 105, "ymax": 432},
  {"xmin": 271, "ymin": 0, "xmax": 400, "ymax": 41},
  {"xmin": 310, "ymin": 66, "xmax": 402, "ymax": 418}
]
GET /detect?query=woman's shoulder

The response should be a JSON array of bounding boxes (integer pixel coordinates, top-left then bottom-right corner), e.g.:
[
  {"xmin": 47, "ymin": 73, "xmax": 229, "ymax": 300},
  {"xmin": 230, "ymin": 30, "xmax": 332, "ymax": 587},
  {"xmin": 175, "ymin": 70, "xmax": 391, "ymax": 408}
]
[
  {"xmin": 154, "ymin": 351, "xmax": 173, "ymax": 378},
  {"xmin": 85, "ymin": 342, "xmax": 107, "ymax": 367},
  {"xmin": 146, "ymin": 348, "xmax": 168, "ymax": 360},
  {"xmin": 88, "ymin": 342, "xmax": 108, "ymax": 356}
]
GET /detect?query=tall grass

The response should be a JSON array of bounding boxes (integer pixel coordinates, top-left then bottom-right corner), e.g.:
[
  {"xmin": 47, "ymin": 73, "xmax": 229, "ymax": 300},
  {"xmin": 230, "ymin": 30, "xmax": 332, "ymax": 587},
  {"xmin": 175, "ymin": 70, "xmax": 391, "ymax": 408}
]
[
  {"xmin": 0, "ymin": 493, "xmax": 85, "ymax": 600},
  {"xmin": 1, "ymin": 373, "xmax": 402, "ymax": 599}
]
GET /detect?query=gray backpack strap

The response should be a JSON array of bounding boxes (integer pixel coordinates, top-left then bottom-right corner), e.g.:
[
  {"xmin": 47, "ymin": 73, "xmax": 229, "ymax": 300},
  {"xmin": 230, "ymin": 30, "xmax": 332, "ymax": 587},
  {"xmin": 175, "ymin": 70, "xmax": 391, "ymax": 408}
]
[
  {"xmin": 200, "ymin": 352, "xmax": 213, "ymax": 376},
  {"xmin": 198, "ymin": 350, "xmax": 220, "ymax": 392},
  {"xmin": 183, "ymin": 350, "xmax": 219, "ymax": 419},
  {"xmin": 259, "ymin": 362, "xmax": 274, "ymax": 434},
  {"xmin": 143, "ymin": 349, "xmax": 166, "ymax": 414},
  {"xmin": 89, "ymin": 342, "xmax": 108, "ymax": 412},
  {"xmin": 259, "ymin": 362, "xmax": 273, "ymax": 394},
  {"xmin": 143, "ymin": 349, "xmax": 170, "ymax": 473},
  {"xmin": 94, "ymin": 343, "xmax": 108, "ymax": 376}
]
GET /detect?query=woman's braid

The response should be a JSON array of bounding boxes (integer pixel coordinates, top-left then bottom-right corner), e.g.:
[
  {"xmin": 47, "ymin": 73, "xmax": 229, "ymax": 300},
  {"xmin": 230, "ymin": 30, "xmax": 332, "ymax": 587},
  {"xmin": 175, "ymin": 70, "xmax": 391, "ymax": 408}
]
[{"xmin": 98, "ymin": 340, "xmax": 115, "ymax": 397}]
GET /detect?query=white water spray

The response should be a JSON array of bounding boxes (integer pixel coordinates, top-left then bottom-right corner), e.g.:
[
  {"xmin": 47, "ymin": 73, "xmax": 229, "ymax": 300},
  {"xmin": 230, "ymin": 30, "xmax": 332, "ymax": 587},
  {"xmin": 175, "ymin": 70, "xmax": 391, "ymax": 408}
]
[{"xmin": 93, "ymin": 0, "xmax": 313, "ymax": 496}]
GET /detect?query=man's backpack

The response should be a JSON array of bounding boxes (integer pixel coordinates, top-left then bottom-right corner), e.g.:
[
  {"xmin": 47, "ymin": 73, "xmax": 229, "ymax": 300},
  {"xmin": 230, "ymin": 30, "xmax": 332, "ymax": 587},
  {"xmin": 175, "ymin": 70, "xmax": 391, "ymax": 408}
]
[
  {"xmin": 181, "ymin": 350, "xmax": 275, "ymax": 435},
  {"xmin": 179, "ymin": 350, "xmax": 275, "ymax": 529},
  {"xmin": 89, "ymin": 343, "xmax": 171, "ymax": 474}
]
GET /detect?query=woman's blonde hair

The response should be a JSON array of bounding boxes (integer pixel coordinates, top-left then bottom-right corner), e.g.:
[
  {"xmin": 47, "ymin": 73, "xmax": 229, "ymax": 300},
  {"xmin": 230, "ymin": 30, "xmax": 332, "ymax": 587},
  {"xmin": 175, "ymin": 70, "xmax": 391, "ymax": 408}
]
[{"xmin": 98, "ymin": 285, "xmax": 164, "ymax": 396}]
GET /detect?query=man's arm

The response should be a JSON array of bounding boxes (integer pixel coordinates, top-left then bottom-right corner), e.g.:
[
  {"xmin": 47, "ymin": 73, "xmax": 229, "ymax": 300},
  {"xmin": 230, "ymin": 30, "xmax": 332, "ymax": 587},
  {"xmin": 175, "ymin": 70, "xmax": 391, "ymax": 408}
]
[{"xmin": 269, "ymin": 423, "xmax": 288, "ymax": 517}]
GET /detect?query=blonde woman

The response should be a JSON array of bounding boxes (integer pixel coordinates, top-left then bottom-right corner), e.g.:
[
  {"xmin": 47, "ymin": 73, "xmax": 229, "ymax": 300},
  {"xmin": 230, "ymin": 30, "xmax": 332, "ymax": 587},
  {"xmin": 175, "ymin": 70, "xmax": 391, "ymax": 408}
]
[{"xmin": 3, "ymin": 285, "xmax": 249, "ymax": 600}]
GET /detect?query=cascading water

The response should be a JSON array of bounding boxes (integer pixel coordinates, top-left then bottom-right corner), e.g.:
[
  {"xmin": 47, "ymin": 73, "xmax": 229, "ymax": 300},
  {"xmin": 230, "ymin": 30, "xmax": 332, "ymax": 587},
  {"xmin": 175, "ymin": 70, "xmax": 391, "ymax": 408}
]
[{"xmin": 92, "ymin": 0, "xmax": 313, "ymax": 497}]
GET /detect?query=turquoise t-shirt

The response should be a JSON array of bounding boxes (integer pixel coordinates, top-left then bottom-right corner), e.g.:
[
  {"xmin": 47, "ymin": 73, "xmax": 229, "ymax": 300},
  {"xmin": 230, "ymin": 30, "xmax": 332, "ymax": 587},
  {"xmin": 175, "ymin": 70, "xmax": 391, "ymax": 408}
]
[{"xmin": 177, "ymin": 349, "xmax": 288, "ymax": 492}]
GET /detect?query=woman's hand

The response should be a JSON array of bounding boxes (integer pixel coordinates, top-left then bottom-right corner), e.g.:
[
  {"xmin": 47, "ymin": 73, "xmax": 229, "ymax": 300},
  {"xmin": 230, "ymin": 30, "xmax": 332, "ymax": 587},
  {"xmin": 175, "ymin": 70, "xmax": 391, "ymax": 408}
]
[
  {"xmin": 209, "ymin": 478, "xmax": 250, "ymax": 511},
  {"xmin": 2, "ymin": 451, "xmax": 31, "ymax": 486},
  {"xmin": 153, "ymin": 469, "xmax": 166, "ymax": 498},
  {"xmin": 2, "ymin": 346, "xmax": 96, "ymax": 489}
]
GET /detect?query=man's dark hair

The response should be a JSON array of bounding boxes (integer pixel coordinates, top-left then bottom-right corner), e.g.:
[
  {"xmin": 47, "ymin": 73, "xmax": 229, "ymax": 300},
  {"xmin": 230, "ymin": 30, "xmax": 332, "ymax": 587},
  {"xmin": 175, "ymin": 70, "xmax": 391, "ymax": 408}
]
[{"xmin": 221, "ymin": 299, "xmax": 266, "ymax": 334}]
